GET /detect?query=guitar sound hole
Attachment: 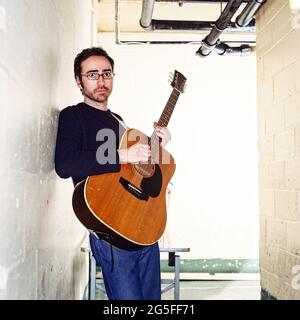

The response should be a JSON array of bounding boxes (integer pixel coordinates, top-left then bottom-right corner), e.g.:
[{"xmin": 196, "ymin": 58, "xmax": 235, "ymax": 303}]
[{"xmin": 133, "ymin": 164, "xmax": 155, "ymax": 177}]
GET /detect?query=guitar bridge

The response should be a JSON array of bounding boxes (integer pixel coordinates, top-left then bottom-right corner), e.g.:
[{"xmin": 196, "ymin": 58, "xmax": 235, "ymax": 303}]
[{"xmin": 119, "ymin": 177, "xmax": 149, "ymax": 201}]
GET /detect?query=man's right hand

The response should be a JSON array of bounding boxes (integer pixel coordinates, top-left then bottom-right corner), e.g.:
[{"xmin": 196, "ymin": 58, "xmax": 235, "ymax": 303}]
[{"xmin": 118, "ymin": 143, "xmax": 151, "ymax": 164}]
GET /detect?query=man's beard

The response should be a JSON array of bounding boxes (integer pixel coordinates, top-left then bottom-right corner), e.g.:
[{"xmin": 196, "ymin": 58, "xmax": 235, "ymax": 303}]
[
  {"xmin": 81, "ymin": 84, "xmax": 110, "ymax": 104},
  {"xmin": 84, "ymin": 89, "xmax": 108, "ymax": 103}
]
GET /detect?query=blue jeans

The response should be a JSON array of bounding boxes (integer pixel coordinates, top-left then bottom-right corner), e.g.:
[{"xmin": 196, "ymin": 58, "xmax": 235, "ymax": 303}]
[{"xmin": 89, "ymin": 233, "xmax": 161, "ymax": 300}]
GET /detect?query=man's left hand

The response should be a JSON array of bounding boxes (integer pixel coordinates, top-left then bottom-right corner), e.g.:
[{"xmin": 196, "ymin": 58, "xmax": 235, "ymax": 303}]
[{"xmin": 153, "ymin": 122, "xmax": 171, "ymax": 147}]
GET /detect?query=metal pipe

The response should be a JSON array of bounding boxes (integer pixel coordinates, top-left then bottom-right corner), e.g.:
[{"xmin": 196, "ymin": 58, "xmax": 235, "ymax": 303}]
[
  {"xmin": 214, "ymin": 42, "xmax": 253, "ymax": 56},
  {"xmin": 196, "ymin": 0, "xmax": 243, "ymax": 56},
  {"xmin": 140, "ymin": 0, "xmax": 156, "ymax": 29},
  {"xmin": 120, "ymin": 0, "xmax": 256, "ymax": 46},
  {"xmin": 236, "ymin": 0, "xmax": 266, "ymax": 27},
  {"xmin": 212, "ymin": 0, "xmax": 244, "ymax": 31},
  {"xmin": 139, "ymin": 0, "xmax": 256, "ymax": 32},
  {"xmin": 115, "ymin": 0, "xmax": 121, "ymax": 44},
  {"xmin": 113, "ymin": 40, "xmax": 255, "ymax": 45},
  {"xmin": 151, "ymin": 19, "xmax": 255, "ymax": 31},
  {"xmin": 155, "ymin": 0, "xmax": 251, "ymax": 2}
]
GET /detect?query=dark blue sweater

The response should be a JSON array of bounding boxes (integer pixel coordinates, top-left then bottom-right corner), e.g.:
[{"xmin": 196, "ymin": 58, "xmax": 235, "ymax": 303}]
[{"xmin": 54, "ymin": 102, "xmax": 125, "ymax": 185}]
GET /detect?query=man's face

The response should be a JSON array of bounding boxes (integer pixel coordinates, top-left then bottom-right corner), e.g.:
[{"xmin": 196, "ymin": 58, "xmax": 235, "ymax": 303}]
[{"xmin": 76, "ymin": 55, "xmax": 114, "ymax": 105}]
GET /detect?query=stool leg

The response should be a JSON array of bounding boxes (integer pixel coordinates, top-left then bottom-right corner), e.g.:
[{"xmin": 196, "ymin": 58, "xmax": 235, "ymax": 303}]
[
  {"xmin": 174, "ymin": 255, "xmax": 180, "ymax": 300},
  {"xmin": 89, "ymin": 253, "xmax": 96, "ymax": 300}
]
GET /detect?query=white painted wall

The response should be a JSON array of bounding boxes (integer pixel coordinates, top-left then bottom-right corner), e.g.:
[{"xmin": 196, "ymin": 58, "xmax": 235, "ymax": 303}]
[
  {"xmin": 0, "ymin": 0, "xmax": 96, "ymax": 299},
  {"xmin": 99, "ymin": 33, "xmax": 259, "ymax": 260}
]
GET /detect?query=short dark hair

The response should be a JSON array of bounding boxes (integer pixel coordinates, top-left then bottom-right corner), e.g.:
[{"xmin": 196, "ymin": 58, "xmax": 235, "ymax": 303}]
[{"xmin": 74, "ymin": 47, "xmax": 114, "ymax": 79}]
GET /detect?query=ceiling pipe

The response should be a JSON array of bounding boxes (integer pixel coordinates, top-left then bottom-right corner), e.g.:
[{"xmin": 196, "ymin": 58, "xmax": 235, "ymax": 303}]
[
  {"xmin": 150, "ymin": 19, "xmax": 255, "ymax": 31},
  {"xmin": 196, "ymin": 0, "xmax": 267, "ymax": 57},
  {"xmin": 214, "ymin": 42, "xmax": 253, "ymax": 56},
  {"xmin": 117, "ymin": 0, "xmax": 254, "ymax": 45},
  {"xmin": 140, "ymin": 0, "xmax": 156, "ymax": 29},
  {"xmin": 155, "ymin": 0, "xmax": 251, "ymax": 2},
  {"xmin": 236, "ymin": 0, "xmax": 266, "ymax": 27},
  {"xmin": 196, "ymin": 0, "xmax": 244, "ymax": 56},
  {"xmin": 140, "ymin": 0, "xmax": 255, "ymax": 31}
]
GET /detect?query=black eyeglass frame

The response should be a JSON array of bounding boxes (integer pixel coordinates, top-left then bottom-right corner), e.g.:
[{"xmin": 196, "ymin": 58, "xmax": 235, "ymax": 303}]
[{"xmin": 81, "ymin": 71, "xmax": 115, "ymax": 80}]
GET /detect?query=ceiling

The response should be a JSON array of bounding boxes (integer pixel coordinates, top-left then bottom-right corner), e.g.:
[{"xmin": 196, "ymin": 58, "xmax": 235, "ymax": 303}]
[{"xmin": 94, "ymin": 0, "xmax": 256, "ymax": 43}]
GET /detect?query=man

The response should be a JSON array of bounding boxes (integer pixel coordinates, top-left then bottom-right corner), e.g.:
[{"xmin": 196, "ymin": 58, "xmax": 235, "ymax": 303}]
[{"xmin": 55, "ymin": 47, "xmax": 171, "ymax": 300}]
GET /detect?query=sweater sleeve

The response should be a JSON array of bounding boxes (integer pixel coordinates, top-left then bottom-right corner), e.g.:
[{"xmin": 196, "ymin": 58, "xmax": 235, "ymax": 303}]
[{"xmin": 54, "ymin": 108, "xmax": 121, "ymax": 179}]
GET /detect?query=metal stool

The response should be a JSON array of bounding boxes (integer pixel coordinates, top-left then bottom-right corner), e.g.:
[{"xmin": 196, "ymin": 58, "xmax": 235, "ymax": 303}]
[{"xmin": 81, "ymin": 246, "xmax": 190, "ymax": 300}]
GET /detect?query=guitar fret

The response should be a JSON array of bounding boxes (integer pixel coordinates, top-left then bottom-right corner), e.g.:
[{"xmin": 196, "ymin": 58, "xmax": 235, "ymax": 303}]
[
  {"xmin": 150, "ymin": 73, "xmax": 186, "ymax": 162},
  {"xmin": 157, "ymin": 89, "xmax": 180, "ymax": 127}
]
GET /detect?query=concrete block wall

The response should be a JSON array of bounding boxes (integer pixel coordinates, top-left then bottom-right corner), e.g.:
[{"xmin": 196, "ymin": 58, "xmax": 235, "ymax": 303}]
[
  {"xmin": 257, "ymin": 0, "xmax": 300, "ymax": 299},
  {"xmin": 0, "ymin": 0, "xmax": 97, "ymax": 299}
]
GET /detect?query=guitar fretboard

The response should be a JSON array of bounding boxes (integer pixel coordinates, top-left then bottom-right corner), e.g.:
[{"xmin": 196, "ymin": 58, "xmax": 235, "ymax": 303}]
[
  {"xmin": 156, "ymin": 88, "xmax": 180, "ymax": 127},
  {"xmin": 148, "ymin": 88, "xmax": 181, "ymax": 162}
]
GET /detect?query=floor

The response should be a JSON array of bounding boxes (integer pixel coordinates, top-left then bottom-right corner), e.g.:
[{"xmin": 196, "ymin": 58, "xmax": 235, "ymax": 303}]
[
  {"xmin": 162, "ymin": 280, "xmax": 261, "ymax": 300},
  {"xmin": 94, "ymin": 279, "xmax": 261, "ymax": 300}
]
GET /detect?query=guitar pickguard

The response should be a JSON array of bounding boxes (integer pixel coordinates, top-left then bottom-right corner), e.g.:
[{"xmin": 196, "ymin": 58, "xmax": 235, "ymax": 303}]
[{"xmin": 140, "ymin": 164, "xmax": 162, "ymax": 198}]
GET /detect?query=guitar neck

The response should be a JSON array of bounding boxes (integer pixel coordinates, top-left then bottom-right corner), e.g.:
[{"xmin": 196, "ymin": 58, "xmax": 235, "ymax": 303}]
[
  {"xmin": 150, "ymin": 88, "xmax": 181, "ymax": 154},
  {"xmin": 157, "ymin": 88, "xmax": 180, "ymax": 127},
  {"xmin": 151, "ymin": 88, "xmax": 180, "ymax": 139}
]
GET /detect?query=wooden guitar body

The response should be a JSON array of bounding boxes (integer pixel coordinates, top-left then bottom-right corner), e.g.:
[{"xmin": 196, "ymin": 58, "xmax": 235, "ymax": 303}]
[{"xmin": 72, "ymin": 129, "xmax": 176, "ymax": 250}]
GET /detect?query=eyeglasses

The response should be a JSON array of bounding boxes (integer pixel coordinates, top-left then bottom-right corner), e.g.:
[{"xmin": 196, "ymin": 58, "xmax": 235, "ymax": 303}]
[{"xmin": 81, "ymin": 71, "xmax": 115, "ymax": 81}]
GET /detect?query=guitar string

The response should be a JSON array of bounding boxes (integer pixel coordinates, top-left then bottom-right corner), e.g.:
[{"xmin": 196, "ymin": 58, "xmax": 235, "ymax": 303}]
[
  {"xmin": 129, "ymin": 88, "xmax": 180, "ymax": 187},
  {"xmin": 131, "ymin": 89, "xmax": 179, "ymax": 186}
]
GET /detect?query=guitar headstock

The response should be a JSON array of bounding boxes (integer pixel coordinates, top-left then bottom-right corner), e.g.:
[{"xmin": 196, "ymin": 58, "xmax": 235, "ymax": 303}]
[{"xmin": 169, "ymin": 70, "xmax": 187, "ymax": 93}]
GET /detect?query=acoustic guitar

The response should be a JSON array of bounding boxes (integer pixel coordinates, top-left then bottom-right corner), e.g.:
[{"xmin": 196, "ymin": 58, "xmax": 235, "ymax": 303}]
[{"xmin": 72, "ymin": 70, "xmax": 187, "ymax": 250}]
